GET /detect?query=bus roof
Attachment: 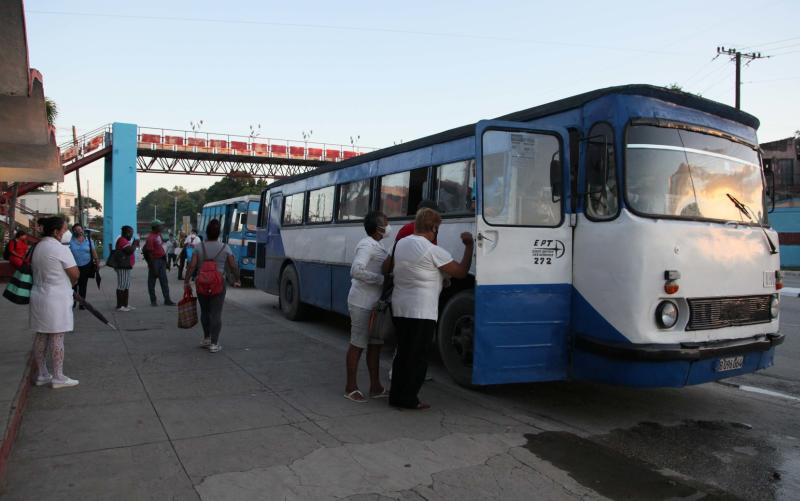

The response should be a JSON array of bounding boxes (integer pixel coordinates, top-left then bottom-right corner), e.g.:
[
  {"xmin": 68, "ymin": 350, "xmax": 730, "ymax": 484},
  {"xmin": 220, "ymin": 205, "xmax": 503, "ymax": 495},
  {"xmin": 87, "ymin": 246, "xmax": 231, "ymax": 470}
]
[
  {"xmin": 203, "ymin": 194, "xmax": 260, "ymax": 209},
  {"xmin": 266, "ymin": 84, "xmax": 759, "ymax": 191}
]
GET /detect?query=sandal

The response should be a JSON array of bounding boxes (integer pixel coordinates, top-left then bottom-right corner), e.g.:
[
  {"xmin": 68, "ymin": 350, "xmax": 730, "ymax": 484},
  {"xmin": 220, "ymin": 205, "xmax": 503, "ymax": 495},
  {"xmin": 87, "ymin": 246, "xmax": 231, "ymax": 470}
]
[
  {"xmin": 369, "ymin": 388, "xmax": 390, "ymax": 399},
  {"xmin": 344, "ymin": 390, "xmax": 367, "ymax": 403}
]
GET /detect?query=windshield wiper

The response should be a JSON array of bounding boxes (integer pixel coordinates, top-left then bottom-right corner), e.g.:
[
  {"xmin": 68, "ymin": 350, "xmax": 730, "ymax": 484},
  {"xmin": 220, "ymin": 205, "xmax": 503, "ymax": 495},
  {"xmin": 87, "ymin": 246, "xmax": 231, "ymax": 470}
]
[{"xmin": 726, "ymin": 193, "xmax": 777, "ymax": 255}]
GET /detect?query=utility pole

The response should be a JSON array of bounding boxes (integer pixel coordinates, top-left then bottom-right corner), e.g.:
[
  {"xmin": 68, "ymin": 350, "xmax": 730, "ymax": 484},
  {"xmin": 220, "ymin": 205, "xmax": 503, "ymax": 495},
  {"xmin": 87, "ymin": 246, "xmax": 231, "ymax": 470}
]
[
  {"xmin": 716, "ymin": 46, "xmax": 766, "ymax": 110},
  {"xmin": 173, "ymin": 194, "xmax": 177, "ymax": 236},
  {"xmin": 73, "ymin": 126, "xmax": 84, "ymax": 226}
]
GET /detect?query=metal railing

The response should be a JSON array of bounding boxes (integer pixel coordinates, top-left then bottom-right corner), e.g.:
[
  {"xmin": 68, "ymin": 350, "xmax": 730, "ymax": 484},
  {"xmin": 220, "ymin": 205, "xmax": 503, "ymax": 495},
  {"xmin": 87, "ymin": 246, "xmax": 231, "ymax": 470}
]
[
  {"xmin": 57, "ymin": 124, "xmax": 112, "ymax": 165},
  {"xmin": 136, "ymin": 126, "xmax": 376, "ymax": 162}
]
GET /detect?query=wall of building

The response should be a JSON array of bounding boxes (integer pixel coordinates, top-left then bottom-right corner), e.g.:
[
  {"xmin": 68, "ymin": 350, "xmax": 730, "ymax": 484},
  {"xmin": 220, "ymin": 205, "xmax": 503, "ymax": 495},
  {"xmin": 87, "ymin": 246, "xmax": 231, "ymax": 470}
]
[{"xmin": 770, "ymin": 205, "xmax": 800, "ymax": 268}]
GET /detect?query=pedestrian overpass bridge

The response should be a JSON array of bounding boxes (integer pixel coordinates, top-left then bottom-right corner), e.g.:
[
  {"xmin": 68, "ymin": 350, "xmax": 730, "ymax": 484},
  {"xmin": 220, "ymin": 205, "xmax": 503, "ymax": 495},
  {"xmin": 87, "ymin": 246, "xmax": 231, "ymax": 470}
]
[{"xmin": 3, "ymin": 122, "xmax": 374, "ymax": 250}]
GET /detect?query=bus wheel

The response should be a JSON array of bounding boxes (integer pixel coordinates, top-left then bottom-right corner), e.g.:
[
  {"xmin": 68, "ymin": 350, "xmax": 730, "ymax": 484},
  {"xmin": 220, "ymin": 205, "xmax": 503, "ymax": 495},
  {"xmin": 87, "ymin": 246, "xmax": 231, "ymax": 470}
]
[
  {"xmin": 438, "ymin": 290, "xmax": 474, "ymax": 387},
  {"xmin": 279, "ymin": 265, "xmax": 305, "ymax": 320}
]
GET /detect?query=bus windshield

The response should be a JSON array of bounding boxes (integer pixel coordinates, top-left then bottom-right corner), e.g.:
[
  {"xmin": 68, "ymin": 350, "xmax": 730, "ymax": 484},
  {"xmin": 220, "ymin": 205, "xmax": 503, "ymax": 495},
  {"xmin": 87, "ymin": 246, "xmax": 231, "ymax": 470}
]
[
  {"xmin": 246, "ymin": 202, "xmax": 259, "ymax": 232},
  {"xmin": 625, "ymin": 125, "xmax": 764, "ymax": 224}
]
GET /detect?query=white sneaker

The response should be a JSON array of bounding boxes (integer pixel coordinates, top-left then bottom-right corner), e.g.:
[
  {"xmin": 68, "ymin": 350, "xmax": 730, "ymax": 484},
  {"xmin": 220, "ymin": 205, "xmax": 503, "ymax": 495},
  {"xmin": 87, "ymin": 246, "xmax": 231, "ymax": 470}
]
[
  {"xmin": 116, "ymin": 306, "xmax": 126, "ymax": 312},
  {"xmin": 35, "ymin": 375, "xmax": 52, "ymax": 386},
  {"xmin": 208, "ymin": 344, "xmax": 222, "ymax": 353},
  {"xmin": 200, "ymin": 338, "xmax": 212, "ymax": 348},
  {"xmin": 51, "ymin": 377, "xmax": 79, "ymax": 389},
  {"xmin": 126, "ymin": 305, "xmax": 136, "ymax": 311}
]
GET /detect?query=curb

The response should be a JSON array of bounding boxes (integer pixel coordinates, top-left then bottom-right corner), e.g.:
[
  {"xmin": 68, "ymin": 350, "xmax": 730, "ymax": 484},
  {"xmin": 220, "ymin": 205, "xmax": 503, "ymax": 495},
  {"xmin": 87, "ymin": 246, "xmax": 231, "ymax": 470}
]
[{"xmin": 0, "ymin": 351, "xmax": 34, "ymax": 491}]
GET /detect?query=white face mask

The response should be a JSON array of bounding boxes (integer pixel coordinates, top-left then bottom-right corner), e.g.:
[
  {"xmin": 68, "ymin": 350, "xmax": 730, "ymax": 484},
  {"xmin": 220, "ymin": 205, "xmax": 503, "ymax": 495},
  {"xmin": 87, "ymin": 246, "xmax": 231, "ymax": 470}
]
[
  {"xmin": 383, "ymin": 224, "xmax": 392, "ymax": 237},
  {"xmin": 60, "ymin": 230, "xmax": 72, "ymax": 244}
]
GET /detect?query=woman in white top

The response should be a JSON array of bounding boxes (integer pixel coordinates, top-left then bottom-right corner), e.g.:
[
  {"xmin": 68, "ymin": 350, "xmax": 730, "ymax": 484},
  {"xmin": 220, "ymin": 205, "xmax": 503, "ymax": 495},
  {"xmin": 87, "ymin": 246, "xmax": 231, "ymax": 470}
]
[
  {"xmin": 344, "ymin": 211, "xmax": 390, "ymax": 402},
  {"xmin": 30, "ymin": 216, "xmax": 81, "ymax": 388},
  {"xmin": 389, "ymin": 208, "xmax": 473, "ymax": 409}
]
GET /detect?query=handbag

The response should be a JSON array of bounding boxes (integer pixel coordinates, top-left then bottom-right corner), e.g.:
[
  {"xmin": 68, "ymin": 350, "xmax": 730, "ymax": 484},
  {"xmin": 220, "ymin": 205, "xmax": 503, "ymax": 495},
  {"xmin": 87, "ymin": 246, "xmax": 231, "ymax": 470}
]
[
  {"xmin": 3, "ymin": 246, "xmax": 34, "ymax": 305},
  {"xmin": 177, "ymin": 288, "xmax": 198, "ymax": 329},
  {"xmin": 368, "ymin": 299, "xmax": 395, "ymax": 342},
  {"xmin": 107, "ymin": 246, "xmax": 132, "ymax": 270}
]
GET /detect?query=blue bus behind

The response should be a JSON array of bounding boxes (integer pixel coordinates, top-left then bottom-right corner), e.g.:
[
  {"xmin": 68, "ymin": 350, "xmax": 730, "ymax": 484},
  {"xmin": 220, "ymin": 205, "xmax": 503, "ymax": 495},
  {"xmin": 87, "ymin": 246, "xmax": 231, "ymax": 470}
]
[{"xmin": 199, "ymin": 195, "xmax": 260, "ymax": 280}]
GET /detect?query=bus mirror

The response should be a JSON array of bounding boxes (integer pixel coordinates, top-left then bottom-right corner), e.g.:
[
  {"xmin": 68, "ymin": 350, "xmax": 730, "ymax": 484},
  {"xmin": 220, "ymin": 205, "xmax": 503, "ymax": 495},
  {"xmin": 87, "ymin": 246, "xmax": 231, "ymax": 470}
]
[{"xmin": 550, "ymin": 152, "xmax": 562, "ymax": 203}]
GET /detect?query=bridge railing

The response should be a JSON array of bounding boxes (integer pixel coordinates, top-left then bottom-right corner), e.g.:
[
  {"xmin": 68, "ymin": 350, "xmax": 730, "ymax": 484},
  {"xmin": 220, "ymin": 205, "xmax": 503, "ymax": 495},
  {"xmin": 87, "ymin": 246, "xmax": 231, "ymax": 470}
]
[
  {"xmin": 57, "ymin": 124, "xmax": 112, "ymax": 165},
  {"xmin": 136, "ymin": 127, "xmax": 375, "ymax": 162}
]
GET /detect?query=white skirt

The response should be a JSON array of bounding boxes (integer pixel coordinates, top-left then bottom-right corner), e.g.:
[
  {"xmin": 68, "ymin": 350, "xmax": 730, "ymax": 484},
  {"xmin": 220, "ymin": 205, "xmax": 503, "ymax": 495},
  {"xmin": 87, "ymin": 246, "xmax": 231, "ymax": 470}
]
[{"xmin": 29, "ymin": 286, "xmax": 73, "ymax": 333}]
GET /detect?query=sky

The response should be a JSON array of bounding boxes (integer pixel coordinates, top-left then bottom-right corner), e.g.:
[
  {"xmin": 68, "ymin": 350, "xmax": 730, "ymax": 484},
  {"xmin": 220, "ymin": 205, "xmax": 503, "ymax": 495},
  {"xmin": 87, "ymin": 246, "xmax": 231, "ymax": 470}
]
[{"xmin": 23, "ymin": 0, "xmax": 800, "ymax": 204}]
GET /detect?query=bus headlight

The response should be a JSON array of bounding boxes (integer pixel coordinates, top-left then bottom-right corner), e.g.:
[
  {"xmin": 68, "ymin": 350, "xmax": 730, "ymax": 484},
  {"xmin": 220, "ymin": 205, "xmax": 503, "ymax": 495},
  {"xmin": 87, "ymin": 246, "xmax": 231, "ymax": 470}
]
[
  {"xmin": 770, "ymin": 295, "xmax": 780, "ymax": 319},
  {"xmin": 242, "ymin": 258, "xmax": 250, "ymax": 265},
  {"xmin": 656, "ymin": 301, "xmax": 678, "ymax": 329}
]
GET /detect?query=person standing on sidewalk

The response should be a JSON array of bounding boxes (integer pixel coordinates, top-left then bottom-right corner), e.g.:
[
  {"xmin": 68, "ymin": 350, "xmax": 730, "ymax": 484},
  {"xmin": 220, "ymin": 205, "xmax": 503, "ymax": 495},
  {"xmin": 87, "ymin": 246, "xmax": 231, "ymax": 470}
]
[
  {"xmin": 143, "ymin": 220, "xmax": 175, "ymax": 306},
  {"xmin": 30, "ymin": 216, "xmax": 80, "ymax": 388},
  {"xmin": 114, "ymin": 225, "xmax": 138, "ymax": 312},
  {"xmin": 68, "ymin": 223, "xmax": 98, "ymax": 309},
  {"xmin": 344, "ymin": 211, "xmax": 390, "ymax": 403},
  {"xmin": 5, "ymin": 230, "xmax": 29, "ymax": 271},
  {"xmin": 166, "ymin": 235, "xmax": 178, "ymax": 271},
  {"xmin": 389, "ymin": 208, "xmax": 473, "ymax": 410},
  {"xmin": 184, "ymin": 219, "xmax": 240, "ymax": 353},
  {"xmin": 180, "ymin": 230, "xmax": 200, "ymax": 280}
]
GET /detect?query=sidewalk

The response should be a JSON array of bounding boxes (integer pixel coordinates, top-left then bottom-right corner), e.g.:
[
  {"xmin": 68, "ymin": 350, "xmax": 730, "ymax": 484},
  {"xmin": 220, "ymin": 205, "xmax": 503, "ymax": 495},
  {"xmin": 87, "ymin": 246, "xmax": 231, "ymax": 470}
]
[{"xmin": 1, "ymin": 264, "xmax": 591, "ymax": 500}]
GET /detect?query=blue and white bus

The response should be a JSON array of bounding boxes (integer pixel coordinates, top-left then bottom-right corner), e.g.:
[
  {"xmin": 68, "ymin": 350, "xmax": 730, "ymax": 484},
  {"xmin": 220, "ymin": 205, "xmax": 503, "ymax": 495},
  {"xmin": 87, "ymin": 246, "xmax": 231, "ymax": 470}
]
[
  {"xmin": 199, "ymin": 195, "xmax": 260, "ymax": 281},
  {"xmin": 254, "ymin": 84, "xmax": 783, "ymax": 388}
]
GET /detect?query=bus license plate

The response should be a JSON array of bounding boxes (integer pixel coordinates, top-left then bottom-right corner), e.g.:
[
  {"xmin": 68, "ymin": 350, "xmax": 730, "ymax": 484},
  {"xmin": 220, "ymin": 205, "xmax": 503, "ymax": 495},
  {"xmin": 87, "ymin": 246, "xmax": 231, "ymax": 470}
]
[{"xmin": 716, "ymin": 356, "xmax": 744, "ymax": 372}]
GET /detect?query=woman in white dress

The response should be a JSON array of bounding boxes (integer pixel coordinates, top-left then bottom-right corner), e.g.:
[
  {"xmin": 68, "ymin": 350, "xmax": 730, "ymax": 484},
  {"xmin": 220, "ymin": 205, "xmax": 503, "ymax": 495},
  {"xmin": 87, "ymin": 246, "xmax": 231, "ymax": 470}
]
[{"xmin": 30, "ymin": 216, "xmax": 81, "ymax": 388}]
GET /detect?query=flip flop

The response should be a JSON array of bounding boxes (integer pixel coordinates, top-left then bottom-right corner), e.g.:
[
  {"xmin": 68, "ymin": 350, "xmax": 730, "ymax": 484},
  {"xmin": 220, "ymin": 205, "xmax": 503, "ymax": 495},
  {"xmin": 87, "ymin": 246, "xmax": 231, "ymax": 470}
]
[
  {"xmin": 344, "ymin": 390, "xmax": 367, "ymax": 403},
  {"xmin": 369, "ymin": 388, "xmax": 390, "ymax": 399}
]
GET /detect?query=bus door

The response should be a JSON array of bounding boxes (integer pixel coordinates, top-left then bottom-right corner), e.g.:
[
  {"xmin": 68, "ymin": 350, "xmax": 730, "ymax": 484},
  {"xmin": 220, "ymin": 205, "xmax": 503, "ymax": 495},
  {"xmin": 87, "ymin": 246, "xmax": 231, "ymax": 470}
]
[
  {"xmin": 473, "ymin": 120, "xmax": 572, "ymax": 384},
  {"xmin": 261, "ymin": 193, "xmax": 284, "ymax": 295}
]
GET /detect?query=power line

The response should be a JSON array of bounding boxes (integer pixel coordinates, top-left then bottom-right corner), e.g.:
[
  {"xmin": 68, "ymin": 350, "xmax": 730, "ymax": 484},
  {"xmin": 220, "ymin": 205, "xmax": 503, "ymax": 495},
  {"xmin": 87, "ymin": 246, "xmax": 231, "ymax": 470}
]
[
  {"xmin": 738, "ymin": 35, "xmax": 800, "ymax": 51},
  {"xmin": 25, "ymin": 9, "xmax": 689, "ymax": 56}
]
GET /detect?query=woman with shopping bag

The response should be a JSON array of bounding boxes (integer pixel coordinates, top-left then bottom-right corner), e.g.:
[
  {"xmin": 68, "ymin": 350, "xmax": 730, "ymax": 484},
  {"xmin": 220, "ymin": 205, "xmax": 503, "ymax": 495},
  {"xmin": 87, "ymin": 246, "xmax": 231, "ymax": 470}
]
[{"xmin": 183, "ymin": 219, "xmax": 240, "ymax": 353}]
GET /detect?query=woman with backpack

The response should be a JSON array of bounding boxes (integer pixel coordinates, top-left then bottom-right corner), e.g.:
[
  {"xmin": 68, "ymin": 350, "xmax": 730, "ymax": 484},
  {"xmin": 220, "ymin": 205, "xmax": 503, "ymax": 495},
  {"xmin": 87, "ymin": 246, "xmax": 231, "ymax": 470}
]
[
  {"xmin": 5, "ymin": 230, "xmax": 29, "ymax": 270},
  {"xmin": 183, "ymin": 219, "xmax": 240, "ymax": 353}
]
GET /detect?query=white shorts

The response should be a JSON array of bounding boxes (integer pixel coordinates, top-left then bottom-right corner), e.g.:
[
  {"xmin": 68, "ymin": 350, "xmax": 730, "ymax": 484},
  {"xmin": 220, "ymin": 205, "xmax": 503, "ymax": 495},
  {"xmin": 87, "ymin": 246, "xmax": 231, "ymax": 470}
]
[{"xmin": 348, "ymin": 303, "xmax": 384, "ymax": 349}]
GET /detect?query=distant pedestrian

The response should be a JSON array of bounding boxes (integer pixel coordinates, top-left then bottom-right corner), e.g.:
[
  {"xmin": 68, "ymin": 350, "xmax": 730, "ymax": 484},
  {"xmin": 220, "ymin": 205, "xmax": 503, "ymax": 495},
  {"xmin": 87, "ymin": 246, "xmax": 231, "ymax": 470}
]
[
  {"xmin": 166, "ymin": 236, "xmax": 178, "ymax": 270},
  {"xmin": 179, "ymin": 230, "xmax": 199, "ymax": 280},
  {"xmin": 184, "ymin": 219, "xmax": 240, "ymax": 353},
  {"xmin": 344, "ymin": 211, "xmax": 390, "ymax": 403},
  {"xmin": 389, "ymin": 208, "xmax": 473, "ymax": 410},
  {"xmin": 68, "ymin": 223, "xmax": 99, "ymax": 309},
  {"xmin": 114, "ymin": 226, "xmax": 138, "ymax": 311},
  {"xmin": 5, "ymin": 230, "xmax": 29, "ymax": 271},
  {"xmin": 30, "ymin": 216, "xmax": 80, "ymax": 389},
  {"xmin": 143, "ymin": 220, "xmax": 175, "ymax": 306}
]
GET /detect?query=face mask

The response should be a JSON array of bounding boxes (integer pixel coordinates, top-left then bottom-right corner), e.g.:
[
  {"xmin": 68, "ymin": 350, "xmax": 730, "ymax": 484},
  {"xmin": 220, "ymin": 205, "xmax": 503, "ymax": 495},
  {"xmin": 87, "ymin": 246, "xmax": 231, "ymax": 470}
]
[
  {"xmin": 60, "ymin": 230, "xmax": 72, "ymax": 244},
  {"xmin": 383, "ymin": 224, "xmax": 392, "ymax": 238}
]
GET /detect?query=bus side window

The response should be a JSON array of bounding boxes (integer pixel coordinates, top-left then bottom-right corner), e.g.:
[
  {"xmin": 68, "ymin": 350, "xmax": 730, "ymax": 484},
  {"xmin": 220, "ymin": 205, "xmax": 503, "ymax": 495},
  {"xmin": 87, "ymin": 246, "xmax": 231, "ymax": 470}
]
[
  {"xmin": 282, "ymin": 193, "xmax": 305, "ymax": 225},
  {"xmin": 585, "ymin": 122, "xmax": 618, "ymax": 219},
  {"xmin": 308, "ymin": 186, "xmax": 335, "ymax": 223},
  {"xmin": 337, "ymin": 179, "xmax": 371, "ymax": 221},
  {"xmin": 435, "ymin": 160, "xmax": 475, "ymax": 215},
  {"xmin": 379, "ymin": 167, "xmax": 428, "ymax": 218}
]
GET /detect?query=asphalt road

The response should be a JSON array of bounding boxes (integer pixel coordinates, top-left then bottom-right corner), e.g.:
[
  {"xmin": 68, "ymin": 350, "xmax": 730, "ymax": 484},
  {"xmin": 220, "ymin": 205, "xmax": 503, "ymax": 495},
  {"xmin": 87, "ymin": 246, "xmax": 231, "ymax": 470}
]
[{"xmin": 223, "ymin": 286, "xmax": 800, "ymax": 500}]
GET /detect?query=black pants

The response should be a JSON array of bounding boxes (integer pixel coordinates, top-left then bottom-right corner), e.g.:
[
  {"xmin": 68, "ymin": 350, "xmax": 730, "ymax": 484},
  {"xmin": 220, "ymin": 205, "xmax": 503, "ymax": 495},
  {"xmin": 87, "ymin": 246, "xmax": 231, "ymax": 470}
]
[
  {"xmin": 74, "ymin": 263, "xmax": 94, "ymax": 301},
  {"xmin": 389, "ymin": 317, "xmax": 435, "ymax": 408},
  {"xmin": 197, "ymin": 289, "xmax": 226, "ymax": 343},
  {"xmin": 147, "ymin": 257, "xmax": 171, "ymax": 303},
  {"xmin": 168, "ymin": 253, "xmax": 178, "ymax": 269}
]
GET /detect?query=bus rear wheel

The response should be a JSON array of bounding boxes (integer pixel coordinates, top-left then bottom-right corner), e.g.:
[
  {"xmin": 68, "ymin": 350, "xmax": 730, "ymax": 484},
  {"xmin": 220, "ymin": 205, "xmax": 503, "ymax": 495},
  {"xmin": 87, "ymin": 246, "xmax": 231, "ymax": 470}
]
[
  {"xmin": 279, "ymin": 265, "xmax": 306, "ymax": 320},
  {"xmin": 438, "ymin": 290, "xmax": 474, "ymax": 387}
]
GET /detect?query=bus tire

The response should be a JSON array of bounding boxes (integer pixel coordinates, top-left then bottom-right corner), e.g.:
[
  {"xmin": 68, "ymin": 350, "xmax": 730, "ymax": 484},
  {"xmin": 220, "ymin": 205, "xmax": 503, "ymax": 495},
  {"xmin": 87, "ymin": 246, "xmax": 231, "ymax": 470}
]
[
  {"xmin": 279, "ymin": 265, "xmax": 306, "ymax": 320},
  {"xmin": 438, "ymin": 290, "xmax": 475, "ymax": 387}
]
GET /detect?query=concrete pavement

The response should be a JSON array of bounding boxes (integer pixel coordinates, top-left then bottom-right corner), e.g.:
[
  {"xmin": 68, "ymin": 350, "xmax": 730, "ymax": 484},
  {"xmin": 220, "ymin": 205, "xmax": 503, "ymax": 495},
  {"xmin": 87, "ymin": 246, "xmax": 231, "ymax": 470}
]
[{"xmin": 0, "ymin": 263, "xmax": 798, "ymax": 500}]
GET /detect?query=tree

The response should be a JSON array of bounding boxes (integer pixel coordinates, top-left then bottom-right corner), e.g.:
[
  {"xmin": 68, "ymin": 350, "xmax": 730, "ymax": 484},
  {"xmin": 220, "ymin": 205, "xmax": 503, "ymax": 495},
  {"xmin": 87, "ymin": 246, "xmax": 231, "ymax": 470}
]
[
  {"xmin": 83, "ymin": 196, "xmax": 102, "ymax": 211},
  {"xmin": 45, "ymin": 97, "xmax": 58, "ymax": 126}
]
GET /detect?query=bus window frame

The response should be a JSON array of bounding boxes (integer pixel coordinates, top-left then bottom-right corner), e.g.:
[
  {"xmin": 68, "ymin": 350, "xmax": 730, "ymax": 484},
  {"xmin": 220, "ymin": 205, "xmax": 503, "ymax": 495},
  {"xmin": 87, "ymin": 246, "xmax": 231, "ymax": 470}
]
[
  {"xmin": 479, "ymin": 127, "xmax": 565, "ymax": 229},
  {"xmin": 306, "ymin": 185, "xmax": 336, "ymax": 225},
  {"xmin": 335, "ymin": 177, "xmax": 373, "ymax": 223},
  {"xmin": 282, "ymin": 192, "xmax": 306, "ymax": 227},
  {"xmin": 258, "ymin": 191, "xmax": 268, "ymax": 228},
  {"xmin": 377, "ymin": 166, "xmax": 431, "ymax": 221},
  {"xmin": 621, "ymin": 118, "xmax": 765, "ymax": 228},
  {"xmin": 583, "ymin": 120, "xmax": 621, "ymax": 222},
  {"xmin": 431, "ymin": 157, "xmax": 477, "ymax": 219}
]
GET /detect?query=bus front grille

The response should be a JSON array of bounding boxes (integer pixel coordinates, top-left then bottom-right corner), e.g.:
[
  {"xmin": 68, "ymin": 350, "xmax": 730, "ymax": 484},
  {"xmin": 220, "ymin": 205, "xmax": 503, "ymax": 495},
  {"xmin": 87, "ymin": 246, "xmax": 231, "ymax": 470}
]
[{"xmin": 686, "ymin": 295, "xmax": 772, "ymax": 331}]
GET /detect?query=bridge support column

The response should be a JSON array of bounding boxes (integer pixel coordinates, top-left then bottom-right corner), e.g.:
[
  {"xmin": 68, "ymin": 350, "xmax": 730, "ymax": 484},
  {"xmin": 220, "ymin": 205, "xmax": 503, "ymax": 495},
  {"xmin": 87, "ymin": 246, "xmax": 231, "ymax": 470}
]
[{"xmin": 103, "ymin": 122, "xmax": 137, "ymax": 256}]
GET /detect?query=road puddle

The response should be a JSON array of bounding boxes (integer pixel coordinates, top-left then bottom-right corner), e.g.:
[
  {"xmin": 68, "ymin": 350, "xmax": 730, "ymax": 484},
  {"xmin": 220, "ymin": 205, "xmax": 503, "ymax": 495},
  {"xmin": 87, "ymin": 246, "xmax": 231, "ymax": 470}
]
[{"xmin": 523, "ymin": 431, "xmax": 725, "ymax": 499}]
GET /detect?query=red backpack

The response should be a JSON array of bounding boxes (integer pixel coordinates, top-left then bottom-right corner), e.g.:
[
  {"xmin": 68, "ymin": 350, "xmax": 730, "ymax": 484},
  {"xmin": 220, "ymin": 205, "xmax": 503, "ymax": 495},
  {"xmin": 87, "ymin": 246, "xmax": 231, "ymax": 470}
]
[{"xmin": 195, "ymin": 242, "xmax": 225, "ymax": 296}]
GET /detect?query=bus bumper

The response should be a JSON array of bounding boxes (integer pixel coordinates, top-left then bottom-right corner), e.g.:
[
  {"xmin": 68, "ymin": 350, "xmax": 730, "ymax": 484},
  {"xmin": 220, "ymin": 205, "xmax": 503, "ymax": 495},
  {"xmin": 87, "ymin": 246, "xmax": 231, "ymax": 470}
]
[{"xmin": 571, "ymin": 333, "xmax": 784, "ymax": 387}]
